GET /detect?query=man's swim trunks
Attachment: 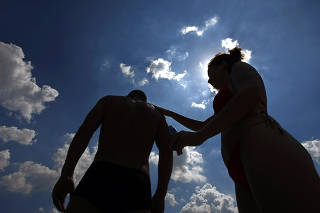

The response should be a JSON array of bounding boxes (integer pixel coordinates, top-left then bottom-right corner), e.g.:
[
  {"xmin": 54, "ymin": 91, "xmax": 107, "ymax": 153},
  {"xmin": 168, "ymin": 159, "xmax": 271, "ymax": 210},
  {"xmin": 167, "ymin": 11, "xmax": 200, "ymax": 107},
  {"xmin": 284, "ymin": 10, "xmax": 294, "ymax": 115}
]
[{"xmin": 71, "ymin": 160, "xmax": 152, "ymax": 212}]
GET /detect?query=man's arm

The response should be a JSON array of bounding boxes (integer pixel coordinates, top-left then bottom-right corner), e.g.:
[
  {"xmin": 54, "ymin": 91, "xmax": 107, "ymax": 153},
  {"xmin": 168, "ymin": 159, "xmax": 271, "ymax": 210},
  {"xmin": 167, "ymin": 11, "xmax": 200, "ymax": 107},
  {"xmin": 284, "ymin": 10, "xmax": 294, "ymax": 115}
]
[
  {"xmin": 154, "ymin": 115, "xmax": 173, "ymax": 199},
  {"xmin": 60, "ymin": 96, "xmax": 108, "ymax": 177}
]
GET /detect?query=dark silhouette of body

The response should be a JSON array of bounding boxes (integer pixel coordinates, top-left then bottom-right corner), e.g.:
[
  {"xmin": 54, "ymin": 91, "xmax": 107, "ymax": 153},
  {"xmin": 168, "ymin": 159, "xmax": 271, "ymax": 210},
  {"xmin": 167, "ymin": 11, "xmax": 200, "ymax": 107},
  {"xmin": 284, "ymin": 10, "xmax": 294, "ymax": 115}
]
[
  {"xmin": 158, "ymin": 47, "xmax": 320, "ymax": 213},
  {"xmin": 52, "ymin": 90, "xmax": 173, "ymax": 213}
]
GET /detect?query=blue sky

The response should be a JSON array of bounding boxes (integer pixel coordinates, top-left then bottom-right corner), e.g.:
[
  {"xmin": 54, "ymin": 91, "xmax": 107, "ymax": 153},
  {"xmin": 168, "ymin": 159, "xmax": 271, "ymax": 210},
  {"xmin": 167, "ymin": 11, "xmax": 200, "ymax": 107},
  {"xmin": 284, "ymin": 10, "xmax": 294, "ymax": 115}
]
[{"xmin": 1, "ymin": 0, "xmax": 320, "ymax": 212}]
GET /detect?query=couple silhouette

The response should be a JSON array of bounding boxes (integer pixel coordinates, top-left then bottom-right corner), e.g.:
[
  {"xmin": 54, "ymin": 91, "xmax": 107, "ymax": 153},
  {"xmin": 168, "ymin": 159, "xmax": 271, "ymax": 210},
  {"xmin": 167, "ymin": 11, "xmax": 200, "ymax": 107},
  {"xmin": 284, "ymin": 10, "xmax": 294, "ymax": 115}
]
[{"xmin": 52, "ymin": 47, "xmax": 320, "ymax": 213}]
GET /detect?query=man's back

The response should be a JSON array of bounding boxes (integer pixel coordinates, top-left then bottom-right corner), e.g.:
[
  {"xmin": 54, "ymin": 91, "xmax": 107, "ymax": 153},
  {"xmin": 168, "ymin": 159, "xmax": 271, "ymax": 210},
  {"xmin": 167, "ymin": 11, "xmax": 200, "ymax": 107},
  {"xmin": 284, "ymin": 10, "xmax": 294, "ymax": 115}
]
[
  {"xmin": 94, "ymin": 95, "xmax": 165, "ymax": 175},
  {"xmin": 52, "ymin": 91, "xmax": 172, "ymax": 213}
]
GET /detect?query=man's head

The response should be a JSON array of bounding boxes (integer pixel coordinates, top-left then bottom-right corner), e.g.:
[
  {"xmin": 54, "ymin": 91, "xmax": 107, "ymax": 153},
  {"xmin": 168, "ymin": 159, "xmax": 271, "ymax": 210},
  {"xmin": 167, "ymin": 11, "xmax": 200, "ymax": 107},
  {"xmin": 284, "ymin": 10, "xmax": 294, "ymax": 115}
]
[{"xmin": 127, "ymin": 90, "xmax": 147, "ymax": 102}]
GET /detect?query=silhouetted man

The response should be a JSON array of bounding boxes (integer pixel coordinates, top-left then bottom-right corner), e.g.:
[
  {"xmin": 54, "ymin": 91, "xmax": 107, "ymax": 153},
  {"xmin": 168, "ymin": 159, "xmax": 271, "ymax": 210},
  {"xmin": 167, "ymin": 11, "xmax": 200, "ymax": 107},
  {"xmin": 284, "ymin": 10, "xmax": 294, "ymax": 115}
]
[{"xmin": 52, "ymin": 90, "xmax": 173, "ymax": 213}]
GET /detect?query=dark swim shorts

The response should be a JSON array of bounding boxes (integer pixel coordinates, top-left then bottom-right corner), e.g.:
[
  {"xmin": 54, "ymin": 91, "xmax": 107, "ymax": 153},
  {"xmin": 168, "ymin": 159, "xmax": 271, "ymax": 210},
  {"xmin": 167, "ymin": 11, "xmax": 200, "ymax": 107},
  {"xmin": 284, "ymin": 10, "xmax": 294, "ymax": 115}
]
[{"xmin": 71, "ymin": 161, "xmax": 152, "ymax": 213}]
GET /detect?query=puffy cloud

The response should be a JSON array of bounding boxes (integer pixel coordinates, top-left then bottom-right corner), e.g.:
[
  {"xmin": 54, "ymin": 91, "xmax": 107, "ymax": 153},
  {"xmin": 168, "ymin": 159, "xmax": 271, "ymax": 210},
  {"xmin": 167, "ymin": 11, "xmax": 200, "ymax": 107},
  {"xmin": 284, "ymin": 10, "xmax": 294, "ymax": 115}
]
[
  {"xmin": 180, "ymin": 17, "xmax": 218, "ymax": 37},
  {"xmin": 0, "ymin": 149, "xmax": 10, "ymax": 171},
  {"xmin": 38, "ymin": 207, "xmax": 59, "ymax": 213},
  {"xmin": 221, "ymin": 38, "xmax": 239, "ymax": 50},
  {"xmin": 0, "ymin": 125, "xmax": 36, "ymax": 145},
  {"xmin": 220, "ymin": 38, "xmax": 252, "ymax": 63},
  {"xmin": 52, "ymin": 133, "xmax": 98, "ymax": 184},
  {"xmin": 172, "ymin": 147, "xmax": 206, "ymax": 183},
  {"xmin": 150, "ymin": 147, "xmax": 206, "ymax": 183},
  {"xmin": 166, "ymin": 192, "xmax": 179, "ymax": 207},
  {"xmin": 0, "ymin": 161, "xmax": 59, "ymax": 194},
  {"xmin": 137, "ymin": 78, "xmax": 149, "ymax": 86},
  {"xmin": 120, "ymin": 63, "xmax": 135, "ymax": 78},
  {"xmin": 120, "ymin": 63, "xmax": 150, "ymax": 87},
  {"xmin": 175, "ymin": 70, "xmax": 188, "ymax": 82},
  {"xmin": 166, "ymin": 47, "xmax": 189, "ymax": 61},
  {"xmin": 191, "ymin": 100, "xmax": 208, "ymax": 110},
  {"xmin": 180, "ymin": 184, "xmax": 238, "ymax": 213},
  {"xmin": 208, "ymin": 85, "xmax": 218, "ymax": 94},
  {"xmin": 149, "ymin": 151, "xmax": 159, "ymax": 165},
  {"xmin": 302, "ymin": 139, "xmax": 320, "ymax": 165},
  {"xmin": 181, "ymin": 26, "xmax": 202, "ymax": 36},
  {"xmin": 146, "ymin": 58, "xmax": 187, "ymax": 83},
  {"xmin": 146, "ymin": 58, "xmax": 174, "ymax": 80},
  {"xmin": 241, "ymin": 49, "xmax": 252, "ymax": 63},
  {"xmin": 0, "ymin": 133, "xmax": 97, "ymax": 195},
  {"xmin": 0, "ymin": 42, "xmax": 59, "ymax": 122}
]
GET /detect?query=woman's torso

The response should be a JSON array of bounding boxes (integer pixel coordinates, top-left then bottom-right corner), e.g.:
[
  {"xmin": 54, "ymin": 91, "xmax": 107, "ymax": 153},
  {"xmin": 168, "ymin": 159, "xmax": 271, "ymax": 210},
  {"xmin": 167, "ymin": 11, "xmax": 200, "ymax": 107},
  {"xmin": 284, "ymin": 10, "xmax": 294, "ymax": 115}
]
[{"xmin": 219, "ymin": 62, "xmax": 268, "ymax": 165}]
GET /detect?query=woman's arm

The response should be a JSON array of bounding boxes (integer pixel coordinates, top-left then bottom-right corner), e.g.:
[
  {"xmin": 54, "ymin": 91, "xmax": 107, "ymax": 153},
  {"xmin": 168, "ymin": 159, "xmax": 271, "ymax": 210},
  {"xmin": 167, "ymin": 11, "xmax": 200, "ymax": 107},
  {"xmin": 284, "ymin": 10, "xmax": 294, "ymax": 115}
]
[
  {"xmin": 199, "ymin": 62, "xmax": 262, "ymax": 140},
  {"xmin": 198, "ymin": 84, "xmax": 260, "ymax": 140},
  {"xmin": 156, "ymin": 106, "xmax": 214, "ymax": 131}
]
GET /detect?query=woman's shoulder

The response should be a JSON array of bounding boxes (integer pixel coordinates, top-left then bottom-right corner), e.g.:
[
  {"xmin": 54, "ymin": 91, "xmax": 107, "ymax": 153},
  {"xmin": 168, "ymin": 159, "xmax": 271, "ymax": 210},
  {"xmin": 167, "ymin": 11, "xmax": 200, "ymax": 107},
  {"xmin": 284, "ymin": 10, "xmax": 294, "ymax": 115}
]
[
  {"xmin": 230, "ymin": 62, "xmax": 262, "ymax": 92},
  {"xmin": 231, "ymin": 61, "xmax": 256, "ymax": 73}
]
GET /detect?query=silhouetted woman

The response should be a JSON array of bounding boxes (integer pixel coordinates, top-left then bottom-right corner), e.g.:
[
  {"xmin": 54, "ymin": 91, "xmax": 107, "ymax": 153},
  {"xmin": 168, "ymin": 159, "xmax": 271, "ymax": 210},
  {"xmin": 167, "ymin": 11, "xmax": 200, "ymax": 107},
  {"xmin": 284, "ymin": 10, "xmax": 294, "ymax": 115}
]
[{"xmin": 157, "ymin": 47, "xmax": 320, "ymax": 213}]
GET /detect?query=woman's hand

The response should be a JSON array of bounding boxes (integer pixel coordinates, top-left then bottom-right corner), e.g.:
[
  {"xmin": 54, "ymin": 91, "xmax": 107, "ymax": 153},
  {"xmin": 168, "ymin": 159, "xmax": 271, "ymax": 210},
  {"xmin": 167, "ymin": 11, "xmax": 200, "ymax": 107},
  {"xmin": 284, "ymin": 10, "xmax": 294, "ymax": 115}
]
[
  {"xmin": 52, "ymin": 176, "xmax": 75, "ymax": 212},
  {"xmin": 171, "ymin": 131, "xmax": 205, "ymax": 155}
]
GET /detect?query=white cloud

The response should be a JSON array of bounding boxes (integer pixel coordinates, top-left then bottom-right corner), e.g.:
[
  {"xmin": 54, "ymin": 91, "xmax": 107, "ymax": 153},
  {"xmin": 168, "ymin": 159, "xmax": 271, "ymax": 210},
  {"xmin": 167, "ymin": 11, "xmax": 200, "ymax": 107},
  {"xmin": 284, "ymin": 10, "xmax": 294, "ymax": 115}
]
[
  {"xmin": 137, "ymin": 78, "xmax": 149, "ymax": 86},
  {"xmin": 205, "ymin": 17, "xmax": 218, "ymax": 28},
  {"xmin": 0, "ymin": 42, "xmax": 59, "ymax": 122},
  {"xmin": 180, "ymin": 184, "xmax": 238, "ymax": 213},
  {"xmin": 150, "ymin": 147, "xmax": 206, "ymax": 183},
  {"xmin": 0, "ymin": 149, "xmax": 10, "ymax": 171},
  {"xmin": 120, "ymin": 63, "xmax": 135, "ymax": 78},
  {"xmin": 208, "ymin": 84, "xmax": 218, "ymax": 94},
  {"xmin": 221, "ymin": 38, "xmax": 239, "ymax": 50},
  {"xmin": 0, "ymin": 161, "xmax": 59, "ymax": 194},
  {"xmin": 38, "ymin": 207, "xmax": 59, "ymax": 213},
  {"xmin": 220, "ymin": 38, "xmax": 252, "ymax": 63},
  {"xmin": 0, "ymin": 133, "xmax": 98, "ymax": 195},
  {"xmin": 166, "ymin": 192, "xmax": 179, "ymax": 207},
  {"xmin": 146, "ymin": 58, "xmax": 187, "ymax": 83},
  {"xmin": 181, "ymin": 26, "xmax": 201, "ymax": 35},
  {"xmin": 302, "ymin": 139, "xmax": 320, "ymax": 165},
  {"xmin": 0, "ymin": 125, "xmax": 36, "ymax": 145},
  {"xmin": 178, "ymin": 52, "xmax": 189, "ymax": 61},
  {"xmin": 166, "ymin": 47, "xmax": 189, "ymax": 61},
  {"xmin": 191, "ymin": 100, "xmax": 208, "ymax": 110},
  {"xmin": 52, "ymin": 133, "xmax": 98, "ymax": 184},
  {"xmin": 149, "ymin": 151, "xmax": 159, "ymax": 165},
  {"xmin": 241, "ymin": 49, "xmax": 252, "ymax": 63},
  {"xmin": 172, "ymin": 147, "xmax": 206, "ymax": 183},
  {"xmin": 175, "ymin": 70, "xmax": 188, "ymax": 82},
  {"xmin": 120, "ymin": 63, "xmax": 149, "ymax": 87},
  {"xmin": 180, "ymin": 16, "xmax": 218, "ymax": 37}
]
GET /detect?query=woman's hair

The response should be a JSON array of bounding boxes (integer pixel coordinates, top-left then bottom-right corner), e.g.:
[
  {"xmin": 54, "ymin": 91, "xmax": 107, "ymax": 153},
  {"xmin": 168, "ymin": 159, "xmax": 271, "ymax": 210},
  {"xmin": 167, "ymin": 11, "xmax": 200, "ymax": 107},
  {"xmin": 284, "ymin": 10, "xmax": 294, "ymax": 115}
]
[{"xmin": 208, "ymin": 47, "xmax": 244, "ymax": 72}]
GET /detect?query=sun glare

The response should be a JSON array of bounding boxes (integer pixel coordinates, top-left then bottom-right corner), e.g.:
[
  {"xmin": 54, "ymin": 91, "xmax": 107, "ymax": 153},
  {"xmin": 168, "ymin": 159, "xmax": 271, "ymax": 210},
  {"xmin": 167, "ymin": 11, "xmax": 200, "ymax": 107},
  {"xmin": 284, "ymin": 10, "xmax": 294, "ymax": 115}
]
[{"xmin": 199, "ymin": 58, "xmax": 210, "ymax": 80}]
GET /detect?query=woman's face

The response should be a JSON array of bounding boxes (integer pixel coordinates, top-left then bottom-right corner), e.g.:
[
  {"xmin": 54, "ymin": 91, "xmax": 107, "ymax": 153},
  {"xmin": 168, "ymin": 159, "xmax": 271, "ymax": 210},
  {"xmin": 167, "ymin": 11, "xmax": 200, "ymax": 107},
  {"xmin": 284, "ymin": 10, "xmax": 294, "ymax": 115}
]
[{"xmin": 207, "ymin": 63, "xmax": 229, "ymax": 90}]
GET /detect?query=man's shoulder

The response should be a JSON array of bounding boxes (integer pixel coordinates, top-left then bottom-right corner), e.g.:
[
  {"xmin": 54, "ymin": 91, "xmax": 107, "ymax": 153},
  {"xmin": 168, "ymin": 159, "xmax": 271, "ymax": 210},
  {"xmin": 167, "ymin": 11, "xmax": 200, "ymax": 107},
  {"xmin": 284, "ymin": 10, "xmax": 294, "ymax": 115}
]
[{"xmin": 99, "ymin": 95, "xmax": 126, "ymax": 102}]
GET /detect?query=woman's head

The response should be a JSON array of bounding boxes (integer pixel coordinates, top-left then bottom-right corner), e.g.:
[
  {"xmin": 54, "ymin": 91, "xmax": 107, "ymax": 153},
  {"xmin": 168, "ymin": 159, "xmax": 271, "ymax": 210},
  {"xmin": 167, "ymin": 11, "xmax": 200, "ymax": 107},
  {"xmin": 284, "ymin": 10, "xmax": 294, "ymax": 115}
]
[{"xmin": 207, "ymin": 47, "xmax": 244, "ymax": 89}]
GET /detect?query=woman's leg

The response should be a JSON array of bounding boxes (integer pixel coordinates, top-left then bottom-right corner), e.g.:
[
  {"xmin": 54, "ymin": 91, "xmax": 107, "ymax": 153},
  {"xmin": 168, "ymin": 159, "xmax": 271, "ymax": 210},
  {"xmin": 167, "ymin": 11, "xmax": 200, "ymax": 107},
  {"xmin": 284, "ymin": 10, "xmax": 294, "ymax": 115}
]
[
  {"xmin": 241, "ymin": 123, "xmax": 320, "ymax": 213},
  {"xmin": 235, "ymin": 182, "xmax": 261, "ymax": 213}
]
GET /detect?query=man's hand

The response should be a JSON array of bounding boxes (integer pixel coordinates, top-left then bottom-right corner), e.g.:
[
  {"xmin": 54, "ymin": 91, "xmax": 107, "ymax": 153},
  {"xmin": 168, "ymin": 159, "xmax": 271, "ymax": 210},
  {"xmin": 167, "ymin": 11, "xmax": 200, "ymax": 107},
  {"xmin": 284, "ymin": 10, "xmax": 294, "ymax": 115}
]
[
  {"xmin": 151, "ymin": 194, "xmax": 165, "ymax": 213},
  {"xmin": 52, "ymin": 176, "xmax": 75, "ymax": 212}
]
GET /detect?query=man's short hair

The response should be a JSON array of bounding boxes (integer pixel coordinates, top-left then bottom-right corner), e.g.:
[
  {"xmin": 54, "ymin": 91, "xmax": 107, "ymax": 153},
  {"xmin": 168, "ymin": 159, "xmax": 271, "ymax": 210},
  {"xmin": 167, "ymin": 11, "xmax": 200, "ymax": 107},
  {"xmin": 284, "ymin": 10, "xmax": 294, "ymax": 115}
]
[{"xmin": 127, "ymin": 90, "xmax": 147, "ymax": 102}]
